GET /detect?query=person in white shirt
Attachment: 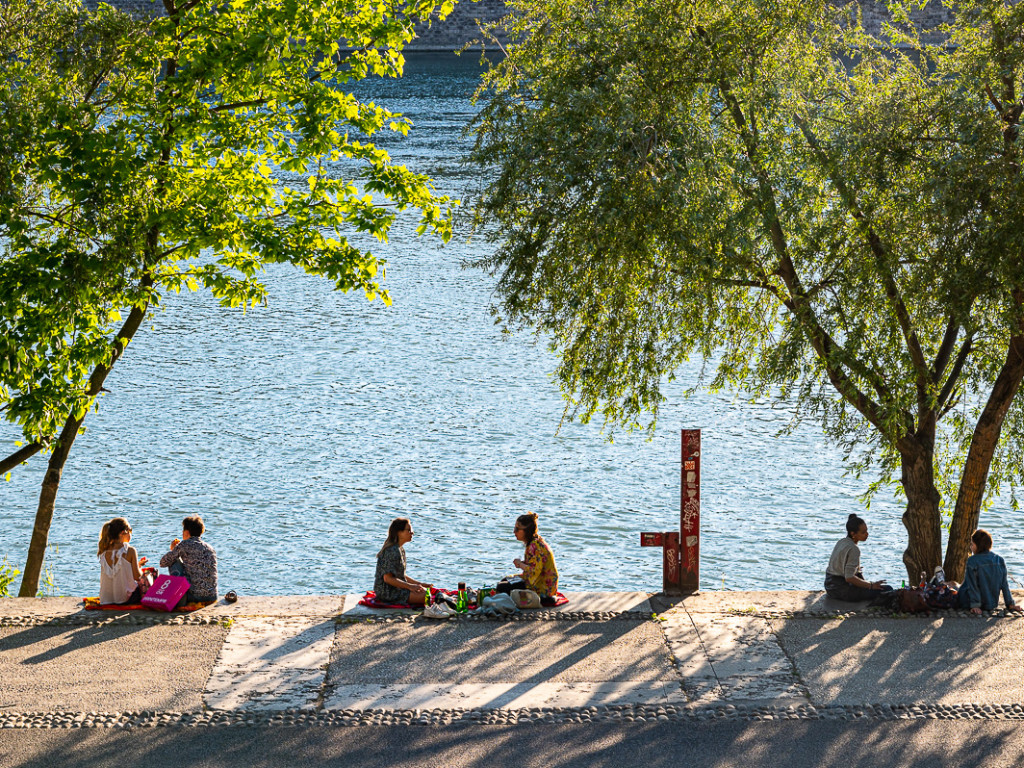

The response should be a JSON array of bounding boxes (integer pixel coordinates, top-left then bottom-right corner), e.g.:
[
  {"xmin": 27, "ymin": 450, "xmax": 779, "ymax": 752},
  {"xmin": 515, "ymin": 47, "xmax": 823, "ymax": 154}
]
[{"xmin": 98, "ymin": 517, "xmax": 148, "ymax": 605}]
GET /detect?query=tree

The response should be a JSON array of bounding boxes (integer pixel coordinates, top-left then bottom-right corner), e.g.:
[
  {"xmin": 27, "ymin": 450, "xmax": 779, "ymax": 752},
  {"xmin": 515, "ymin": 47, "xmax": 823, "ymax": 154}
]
[
  {"xmin": 0, "ymin": 0, "xmax": 454, "ymax": 595},
  {"xmin": 470, "ymin": 0, "xmax": 1024, "ymax": 581}
]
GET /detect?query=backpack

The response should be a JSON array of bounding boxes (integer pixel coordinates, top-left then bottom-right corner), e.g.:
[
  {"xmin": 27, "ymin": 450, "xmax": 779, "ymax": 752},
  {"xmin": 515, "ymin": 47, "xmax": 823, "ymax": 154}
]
[
  {"xmin": 896, "ymin": 587, "xmax": 930, "ymax": 613},
  {"xmin": 892, "ymin": 584, "xmax": 958, "ymax": 613},
  {"xmin": 923, "ymin": 583, "xmax": 959, "ymax": 610}
]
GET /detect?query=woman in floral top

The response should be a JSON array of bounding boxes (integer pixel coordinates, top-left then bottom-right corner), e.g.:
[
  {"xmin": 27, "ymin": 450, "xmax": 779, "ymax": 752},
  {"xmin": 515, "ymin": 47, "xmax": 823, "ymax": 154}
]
[{"xmin": 512, "ymin": 512, "xmax": 559, "ymax": 602}]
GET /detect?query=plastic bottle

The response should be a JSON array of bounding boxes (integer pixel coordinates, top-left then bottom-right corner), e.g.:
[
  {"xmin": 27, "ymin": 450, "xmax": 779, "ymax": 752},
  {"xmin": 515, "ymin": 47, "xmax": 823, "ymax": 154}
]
[{"xmin": 457, "ymin": 582, "xmax": 467, "ymax": 612}]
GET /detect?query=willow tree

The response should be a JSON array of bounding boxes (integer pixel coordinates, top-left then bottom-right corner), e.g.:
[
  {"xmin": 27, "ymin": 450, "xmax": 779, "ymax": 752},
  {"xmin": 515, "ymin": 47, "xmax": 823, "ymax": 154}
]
[
  {"xmin": 0, "ymin": 0, "xmax": 454, "ymax": 595},
  {"xmin": 471, "ymin": 0, "xmax": 1024, "ymax": 581}
]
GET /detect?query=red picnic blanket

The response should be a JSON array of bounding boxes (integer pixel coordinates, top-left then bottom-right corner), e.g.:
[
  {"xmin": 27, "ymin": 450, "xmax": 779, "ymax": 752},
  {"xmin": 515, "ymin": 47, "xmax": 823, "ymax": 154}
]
[
  {"xmin": 82, "ymin": 597, "xmax": 213, "ymax": 612},
  {"xmin": 358, "ymin": 589, "xmax": 569, "ymax": 610}
]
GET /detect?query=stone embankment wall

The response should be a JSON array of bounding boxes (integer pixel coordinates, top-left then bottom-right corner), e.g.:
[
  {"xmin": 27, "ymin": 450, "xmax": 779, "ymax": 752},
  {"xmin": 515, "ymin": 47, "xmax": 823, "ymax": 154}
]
[
  {"xmin": 90, "ymin": 0, "xmax": 955, "ymax": 52},
  {"xmin": 856, "ymin": 0, "xmax": 953, "ymax": 45},
  {"xmin": 413, "ymin": 0, "xmax": 507, "ymax": 52},
  {"xmin": 86, "ymin": 0, "xmax": 507, "ymax": 52}
]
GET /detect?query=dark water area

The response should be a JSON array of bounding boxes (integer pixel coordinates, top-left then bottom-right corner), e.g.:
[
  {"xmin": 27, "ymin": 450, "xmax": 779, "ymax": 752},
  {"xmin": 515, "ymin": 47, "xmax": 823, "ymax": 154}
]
[{"xmin": 1, "ymin": 54, "xmax": 1020, "ymax": 597}]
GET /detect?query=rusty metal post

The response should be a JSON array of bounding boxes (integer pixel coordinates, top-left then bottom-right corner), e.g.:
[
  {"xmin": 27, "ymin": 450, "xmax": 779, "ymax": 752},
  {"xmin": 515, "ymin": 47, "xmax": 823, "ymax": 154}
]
[
  {"xmin": 640, "ymin": 428, "xmax": 701, "ymax": 595},
  {"xmin": 662, "ymin": 531, "xmax": 681, "ymax": 594},
  {"xmin": 680, "ymin": 429, "xmax": 700, "ymax": 593}
]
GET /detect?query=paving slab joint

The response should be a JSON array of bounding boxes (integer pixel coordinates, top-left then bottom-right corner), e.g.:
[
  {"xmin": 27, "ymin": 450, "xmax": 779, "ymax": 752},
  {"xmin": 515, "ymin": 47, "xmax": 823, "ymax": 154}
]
[
  {"xmin": 336, "ymin": 609, "xmax": 655, "ymax": 624},
  {"xmin": 763, "ymin": 616, "xmax": 812, "ymax": 701}
]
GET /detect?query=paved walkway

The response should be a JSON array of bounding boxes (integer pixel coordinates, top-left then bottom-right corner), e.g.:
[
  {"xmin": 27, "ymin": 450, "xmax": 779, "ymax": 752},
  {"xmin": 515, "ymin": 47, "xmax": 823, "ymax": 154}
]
[{"xmin": 1, "ymin": 590, "xmax": 1022, "ymax": 725}]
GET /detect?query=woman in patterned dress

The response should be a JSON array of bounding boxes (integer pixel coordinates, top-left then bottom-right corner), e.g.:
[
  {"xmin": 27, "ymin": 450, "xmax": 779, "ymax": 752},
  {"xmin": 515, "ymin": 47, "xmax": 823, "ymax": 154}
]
[{"xmin": 374, "ymin": 517, "xmax": 433, "ymax": 606}]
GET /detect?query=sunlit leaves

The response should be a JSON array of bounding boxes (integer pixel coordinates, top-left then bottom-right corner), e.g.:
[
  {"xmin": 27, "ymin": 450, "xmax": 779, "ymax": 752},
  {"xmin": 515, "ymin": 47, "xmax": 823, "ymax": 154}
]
[
  {"xmin": 0, "ymin": 0, "xmax": 455, "ymax": 450},
  {"xmin": 472, "ymin": 0, "xmax": 1024, "ymax": 505}
]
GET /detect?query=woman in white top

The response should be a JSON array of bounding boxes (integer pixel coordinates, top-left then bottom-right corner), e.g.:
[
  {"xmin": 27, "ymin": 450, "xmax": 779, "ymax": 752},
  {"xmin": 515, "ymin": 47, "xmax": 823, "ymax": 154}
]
[{"xmin": 98, "ymin": 517, "xmax": 148, "ymax": 604}]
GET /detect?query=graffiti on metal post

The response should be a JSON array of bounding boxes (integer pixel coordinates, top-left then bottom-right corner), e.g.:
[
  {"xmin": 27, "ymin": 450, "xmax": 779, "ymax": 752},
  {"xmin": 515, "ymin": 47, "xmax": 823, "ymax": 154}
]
[{"xmin": 680, "ymin": 429, "xmax": 700, "ymax": 592}]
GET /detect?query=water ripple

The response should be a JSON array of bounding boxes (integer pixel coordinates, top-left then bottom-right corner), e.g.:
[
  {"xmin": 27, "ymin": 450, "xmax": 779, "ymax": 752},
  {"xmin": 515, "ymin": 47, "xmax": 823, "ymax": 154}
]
[{"xmin": 1, "ymin": 54, "xmax": 1020, "ymax": 596}]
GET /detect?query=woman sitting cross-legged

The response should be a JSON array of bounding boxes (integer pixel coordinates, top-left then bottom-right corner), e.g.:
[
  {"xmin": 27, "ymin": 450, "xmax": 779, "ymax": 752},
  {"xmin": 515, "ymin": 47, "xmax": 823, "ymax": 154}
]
[
  {"xmin": 496, "ymin": 512, "xmax": 559, "ymax": 607},
  {"xmin": 824, "ymin": 513, "xmax": 892, "ymax": 602},
  {"xmin": 958, "ymin": 529, "xmax": 1023, "ymax": 615},
  {"xmin": 98, "ymin": 517, "xmax": 148, "ymax": 605},
  {"xmin": 374, "ymin": 517, "xmax": 434, "ymax": 606}
]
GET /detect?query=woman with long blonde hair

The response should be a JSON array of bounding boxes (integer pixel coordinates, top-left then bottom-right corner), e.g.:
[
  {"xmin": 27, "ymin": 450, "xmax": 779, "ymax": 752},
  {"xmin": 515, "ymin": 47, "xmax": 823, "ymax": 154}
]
[{"xmin": 98, "ymin": 517, "xmax": 148, "ymax": 604}]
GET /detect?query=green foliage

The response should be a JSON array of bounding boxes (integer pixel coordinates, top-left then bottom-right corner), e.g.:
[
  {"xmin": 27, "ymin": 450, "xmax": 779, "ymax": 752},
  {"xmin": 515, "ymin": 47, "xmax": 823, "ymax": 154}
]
[
  {"xmin": 0, "ymin": 556, "xmax": 19, "ymax": 597},
  {"xmin": 0, "ymin": 0, "xmax": 455, "ymax": 449},
  {"xmin": 472, "ymin": 0, "xmax": 1024, "ymax": 576},
  {"xmin": 471, "ymin": 0, "xmax": 1024, "ymax": 501},
  {"xmin": 36, "ymin": 546, "xmax": 58, "ymax": 597}
]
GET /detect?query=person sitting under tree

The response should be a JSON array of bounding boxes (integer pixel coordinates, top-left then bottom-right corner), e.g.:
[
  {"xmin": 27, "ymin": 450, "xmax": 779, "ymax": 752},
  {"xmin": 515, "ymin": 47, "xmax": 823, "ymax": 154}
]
[
  {"xmin": 824, "ymin": 514, "xmax": 892, "ymax": 602},
  {"xmin": 958, "ymin": 529, "xmax": 1023, "ymax": 615}
]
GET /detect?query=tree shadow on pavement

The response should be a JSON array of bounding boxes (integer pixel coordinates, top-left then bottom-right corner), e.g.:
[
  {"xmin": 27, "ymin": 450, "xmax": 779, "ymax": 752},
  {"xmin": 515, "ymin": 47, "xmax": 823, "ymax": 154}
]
[
  {"xmin": 773, "ymin": 615, "xmax": 1024, "ymax": 706},
  {"xmin": 327, "ymin": 619, "xmax": 673, "ymax": 688},
  {"xmin": 4, "ymin": 718, "xmax": 1023, "ymax": 768},
  {"xmin": 0, "ymin": 622, "xmax": 225, "ymax": 713},
  {"xmin": 0, "ymin": 623, "xmax": 140, "ymax": 664}
]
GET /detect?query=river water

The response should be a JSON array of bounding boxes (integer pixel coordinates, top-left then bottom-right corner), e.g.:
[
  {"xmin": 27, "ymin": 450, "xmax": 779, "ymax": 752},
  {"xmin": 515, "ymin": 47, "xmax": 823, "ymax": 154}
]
[{"xmin": 1, "ymin": 54, "xmax": 1020, "ymax": 597}]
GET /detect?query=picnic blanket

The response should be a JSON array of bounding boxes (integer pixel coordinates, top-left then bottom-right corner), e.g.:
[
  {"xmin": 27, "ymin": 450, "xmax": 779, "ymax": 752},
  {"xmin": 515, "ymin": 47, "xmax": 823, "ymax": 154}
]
[
  {"xmin": 82, "ymin": 597, "xmax": 213, "ymax": 612},
  {"xmin": 357, "ymin": 588, "xmax": 569, "ymax": 610}
]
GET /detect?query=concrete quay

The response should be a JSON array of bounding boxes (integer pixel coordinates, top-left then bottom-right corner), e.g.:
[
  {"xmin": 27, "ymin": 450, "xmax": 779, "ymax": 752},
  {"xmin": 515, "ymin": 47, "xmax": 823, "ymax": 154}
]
[{"xmin": 1, "ymin": 590, "xmax": 1023, "ymax": 767}]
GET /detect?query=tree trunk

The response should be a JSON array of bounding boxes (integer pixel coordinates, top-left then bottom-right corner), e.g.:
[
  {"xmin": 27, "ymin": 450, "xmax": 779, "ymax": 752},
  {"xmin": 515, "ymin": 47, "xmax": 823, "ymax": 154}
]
[
  {"xmin": 945, "ymin": 327, "xmax": 1024, "ymax": 582},
  {"xmin": 17, "ymin": 417, "xmax": 82, "ymax": 596},
  {"xmin": 899, "ymin": 435, "xmax": 943, "ymax": 583},
  {"xmin": 17, "ymin": 282, "xmax": 152, "ymax": 596}
]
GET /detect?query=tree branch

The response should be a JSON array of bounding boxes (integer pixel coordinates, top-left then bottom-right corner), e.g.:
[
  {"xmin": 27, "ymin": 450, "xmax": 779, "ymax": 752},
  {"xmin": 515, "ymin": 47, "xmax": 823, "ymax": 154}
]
[
  {"xmin": 702, "ymin": 62, "xmax": 892, "ymax": 435},
  {"xmin": 20, "ymin": 209, "xmax": 105, "ymax": 246},
  {"xmin": 0, "ymin": 442, "xmax": 44, "ymax": 476},
  {"xmin": 931, "ymin": 317, "xmax": 961, "ymax": 383},
  {"xmin": 210, "ymin": 98, "xmax": 269, "ymax": 114},
  {"xmin": 936, "ymin": 332, "xmax": 973, "ymax": 412},
  {"xmin": 708, "ymin": 276, "xmax": 778, "ymax": 291},
  {"xmin": 793, "ymin": 113, "xmax": 932, "ymax": 408},
  {"xmin": 985, "ymin": 83, "xmax": 1003, "ymax": 113}
]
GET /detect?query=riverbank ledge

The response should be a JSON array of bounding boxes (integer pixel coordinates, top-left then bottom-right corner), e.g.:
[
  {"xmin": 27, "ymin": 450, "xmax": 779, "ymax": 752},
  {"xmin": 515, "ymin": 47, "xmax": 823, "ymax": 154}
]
[{"xmin": 1, "ymin": 590, "xmax": 1022, "ymax": 724}]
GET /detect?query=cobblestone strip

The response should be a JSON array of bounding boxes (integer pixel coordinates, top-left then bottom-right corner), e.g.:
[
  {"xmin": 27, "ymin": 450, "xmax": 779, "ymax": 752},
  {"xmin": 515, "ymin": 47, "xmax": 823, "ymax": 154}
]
[
  {"xmin": 2, "ymin": 702, "xmax": 1023, "ymax": 728},
  {"xmin": 337, "ymin": 610, "xmax": 653, "ymax": 624},
  {"xmin": 726, "ymin": 608, "xmax": 1024, "ymax": 620},
  {"xmin": 203, "ymin": 617, "xmax": 335, "ymax": 711},
  {"xmin": 663, "ymin": 613, "xmax": 809, "ymax": 704},
  {"xmin": 0, "ymin": 608, "xmax": 653, "ymax": 629},
  {"xmin": 0, "ymin": 614, "xmax": 230, "ymax": 627}
]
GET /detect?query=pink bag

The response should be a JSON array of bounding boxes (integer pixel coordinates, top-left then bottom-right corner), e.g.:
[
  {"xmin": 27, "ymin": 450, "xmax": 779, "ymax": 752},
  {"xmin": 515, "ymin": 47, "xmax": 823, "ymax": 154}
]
[{"xmin": 141, "ymin": 575, "xmax": 190, "ymax": 611}]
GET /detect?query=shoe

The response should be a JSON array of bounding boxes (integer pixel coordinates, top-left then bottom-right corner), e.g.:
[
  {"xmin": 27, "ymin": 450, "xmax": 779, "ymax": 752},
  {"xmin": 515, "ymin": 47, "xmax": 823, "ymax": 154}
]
[
  {"xmin": 435, "ymin": 601, "xmax": 456, "ymax": 617},
  {"xmin": 423, "ymin": 602, "xmax": 451, "ymax": 620}
]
